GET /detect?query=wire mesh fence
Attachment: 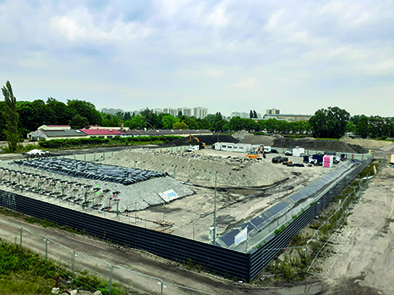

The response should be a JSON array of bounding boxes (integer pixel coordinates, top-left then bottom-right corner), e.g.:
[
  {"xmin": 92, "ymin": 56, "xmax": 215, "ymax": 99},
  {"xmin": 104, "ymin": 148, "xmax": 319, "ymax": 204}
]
[
  {"xmin": 0, "ymin": 219, "xmax": 215, "ymax": 295},
  {"xmin": 260, "ymin": 157, "xmax": 387, "ymax": 278}
]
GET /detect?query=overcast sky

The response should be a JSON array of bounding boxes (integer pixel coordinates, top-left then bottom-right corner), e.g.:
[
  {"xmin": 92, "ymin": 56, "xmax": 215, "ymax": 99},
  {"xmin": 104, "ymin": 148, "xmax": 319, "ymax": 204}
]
[{"xmin": 1, "ymin": 0, "xmax": 393, "ymax": 117}]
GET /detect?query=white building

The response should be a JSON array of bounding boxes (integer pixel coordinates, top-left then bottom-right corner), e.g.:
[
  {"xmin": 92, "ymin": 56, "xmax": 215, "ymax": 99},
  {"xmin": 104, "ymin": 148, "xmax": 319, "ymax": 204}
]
[
  {"xmin": 266, "ymin": 108, "xmax": 280, "ymax": 115},
  {"xmin": 193, "ymin": 107, "xmax": 208, "ymax": 119}
]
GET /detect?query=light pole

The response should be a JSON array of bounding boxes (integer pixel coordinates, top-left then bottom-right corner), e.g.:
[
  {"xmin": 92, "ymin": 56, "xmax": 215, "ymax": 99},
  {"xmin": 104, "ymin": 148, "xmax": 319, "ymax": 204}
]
[{"xmin": 213, "ymin": 171, "xmax": 218, "ymax": 245}]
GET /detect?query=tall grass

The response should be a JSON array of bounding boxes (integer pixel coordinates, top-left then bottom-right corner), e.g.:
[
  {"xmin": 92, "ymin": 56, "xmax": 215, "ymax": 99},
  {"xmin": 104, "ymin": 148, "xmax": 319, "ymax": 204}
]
[{"xmin": 0, "ymin": 238, "xmax": 129, "ymax": 294}]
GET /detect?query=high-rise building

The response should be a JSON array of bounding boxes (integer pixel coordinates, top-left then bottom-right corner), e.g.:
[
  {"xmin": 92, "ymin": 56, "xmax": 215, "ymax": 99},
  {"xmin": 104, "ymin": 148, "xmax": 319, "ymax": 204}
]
[
  {"xmin": 101, "ymin": 108, "xmax": 124, "ymax": 115},
  {"xmin": 182, "ymin": 108, "xmax": 192, "ymax": 117},
  {"xmin": 193, "ymin": 107, "xmax": 208, "ymax": 119},
  {"xmin": 168, "ymin": 108, "xmax": 177, "ymax": 117},
  {"xmin": 153, "ymin": 108, "xmax": 164, "ymax": 114},
  {"xmin": 266, "ymin": 108, "xmax": 280, "ymax": 115}
]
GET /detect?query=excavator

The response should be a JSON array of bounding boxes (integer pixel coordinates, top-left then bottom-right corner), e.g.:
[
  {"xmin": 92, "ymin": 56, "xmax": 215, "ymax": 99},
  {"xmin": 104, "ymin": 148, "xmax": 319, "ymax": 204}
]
[
  {"xmin": 189, "ymin": 135, "xmax": 205, "ymax": 149},
  {"xmin": 246, "ymin": 145, "xmax": 266, "ymax": 160}
]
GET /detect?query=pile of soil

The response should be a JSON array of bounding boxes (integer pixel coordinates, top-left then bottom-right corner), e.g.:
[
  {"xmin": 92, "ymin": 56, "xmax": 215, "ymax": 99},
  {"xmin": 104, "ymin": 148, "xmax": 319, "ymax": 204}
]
[
  {"xmin": 232, "ymin": 130, "xmax": 251, "ymax": 140},
  {"xmin": 104, "ymin": 148, "xmax": 287, "ymax": 187},
  {"xmin": 240, "ymin": 135, "xmax": 275, "ymax": 146},
  {"xmin": 340, "ymin": 136, "xmax": 393, "ymax": 150},
  {"xmin": 161, "ymin": 135, "xmax": 238, "ymax": 147},
  {"xmin": 241, "ymin": 135, "xmax": 367, "ymax": 153}
]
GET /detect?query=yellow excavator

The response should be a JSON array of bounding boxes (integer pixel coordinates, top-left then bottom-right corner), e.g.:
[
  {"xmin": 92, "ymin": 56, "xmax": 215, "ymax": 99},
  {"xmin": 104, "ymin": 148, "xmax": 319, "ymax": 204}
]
[
  {"xmin": 246, "ymin": 145, "xmax": 266, "ymax": 159},
  {"xmin": 189, "ymin": 135, "xmax": 205, "ymax": 149}
]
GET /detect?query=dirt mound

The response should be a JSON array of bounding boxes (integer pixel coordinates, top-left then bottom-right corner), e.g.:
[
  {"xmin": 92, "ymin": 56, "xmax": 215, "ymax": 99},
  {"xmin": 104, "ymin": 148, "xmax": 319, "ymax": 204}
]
[
  {"xmin": 161, "ymin": 135, "xmax": 238, "ymax": 147},
  {"xmin": 104, "ymin": 148, "xmax": 287, "ymax": 187},
  {"xmin": 232, "ymin": 130, "xmax": 251, "ymax": 140},
  {"xmin": 340, "ymin": 136, "xmax": 393, "ymax": 149},
  {"xmin": 272, "ymin": 138, "xmax": 367, "ymax": 153},
  {"xmin": 240, "ymin": 135, "xmax": 275, "ymax": 146},
  {"xmin": 381, "ymin": 142, "xmax": 394, "ymax": 152}
]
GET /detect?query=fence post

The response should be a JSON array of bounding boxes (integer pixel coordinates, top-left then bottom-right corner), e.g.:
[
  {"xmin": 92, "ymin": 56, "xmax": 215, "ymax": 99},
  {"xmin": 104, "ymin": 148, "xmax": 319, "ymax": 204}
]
[
  {"xmin": 71, "ymin": 251, "xmax": 76, "ymax": 277},
  {"xmin": 109, "ymin": 265, "xmax": 113, "ymax": 295},
  {"xmin": 20, "ymin": 227, "xmax": 23, "ymax": 247},
  {"xmin": 305, "ymin": 244, "xmax": 308, "ymax": 269},
  {"xmin": 45, "ymin": 238, "xmax": 48, "ymax": 260}
]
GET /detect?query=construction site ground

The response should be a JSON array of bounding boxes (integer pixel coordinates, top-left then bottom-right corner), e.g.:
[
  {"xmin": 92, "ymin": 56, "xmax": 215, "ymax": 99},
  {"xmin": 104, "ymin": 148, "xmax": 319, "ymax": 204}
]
[
  {"xmin": 101, "ymin": 147, "xmax": 340, "ymax": 245},
  {"xmin": 1, "ymin": 137, "xmax": 394, "ymax": 294}
]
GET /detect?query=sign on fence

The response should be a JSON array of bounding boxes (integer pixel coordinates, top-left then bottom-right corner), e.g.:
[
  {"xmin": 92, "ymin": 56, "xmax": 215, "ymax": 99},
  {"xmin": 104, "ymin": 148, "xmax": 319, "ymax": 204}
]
[
  {"xmin": 235, "ymin": 227, "xmax": 248, "ymax": 245},
  {"xmin": 158, "ymin": 190, "xmax": 179, "ymax": 202}
]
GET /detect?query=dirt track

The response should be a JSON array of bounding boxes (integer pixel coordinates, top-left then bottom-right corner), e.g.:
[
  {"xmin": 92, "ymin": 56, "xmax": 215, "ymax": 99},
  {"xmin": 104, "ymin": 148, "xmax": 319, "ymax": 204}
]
[{"xmin": 317, "ymin": 158, "xmax": 394, "ymax": 295}]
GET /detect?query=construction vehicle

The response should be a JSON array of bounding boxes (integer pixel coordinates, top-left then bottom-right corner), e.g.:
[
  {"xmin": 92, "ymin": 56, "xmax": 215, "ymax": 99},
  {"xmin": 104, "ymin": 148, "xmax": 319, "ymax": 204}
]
[
  {"xmin": 246, "ymin": 145, "xmax": 266, "ymax": 159},
  {"xmin": 189, "ymin": 135, "xmax": 205, "ymax": 149}
]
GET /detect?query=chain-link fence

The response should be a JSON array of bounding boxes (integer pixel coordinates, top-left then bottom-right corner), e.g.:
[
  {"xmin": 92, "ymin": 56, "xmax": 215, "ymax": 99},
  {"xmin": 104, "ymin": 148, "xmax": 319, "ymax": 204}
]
[{"xmin": 0, "ymin": 219, "xmax": 215, "ymax": 295}]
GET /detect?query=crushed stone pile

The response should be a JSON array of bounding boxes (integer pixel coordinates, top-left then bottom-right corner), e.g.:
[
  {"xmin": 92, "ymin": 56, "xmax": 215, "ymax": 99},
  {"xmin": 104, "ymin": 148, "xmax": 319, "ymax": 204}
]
[
  {"xmin": 240, "ymin": 135, "xmax": 275, "ymax": 146},
  {"xmin": 161, "ymin": 135, "xmax": 238, "ymax": 147},
  {"xmin": 232, "ymin": 130, "xmax": 251, "ymax": 140},
  {"xmin": 340, "ymin": 136, "xmax": 393, "ymax": 150},
  {"xmin": 103, "ymin": 148, "xmax": 287, "ymax": 187}
]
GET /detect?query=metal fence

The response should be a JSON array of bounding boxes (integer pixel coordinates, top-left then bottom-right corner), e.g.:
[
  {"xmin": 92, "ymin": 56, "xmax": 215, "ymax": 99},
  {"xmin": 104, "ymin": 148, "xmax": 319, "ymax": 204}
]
[
  {"xmin": 0, "ymin": 156, "xmax": 376, "ymax": 282},
  {"xmin": 271, "ymin": 147, "xmax": 371, "ymax": 161},
  {"xmin": 255, "ymin": 156, "xmax": 386, "ymax": 279},
  {"xmin": 0, "ymin": 218, "xmax": 215, "ymax": 295}
]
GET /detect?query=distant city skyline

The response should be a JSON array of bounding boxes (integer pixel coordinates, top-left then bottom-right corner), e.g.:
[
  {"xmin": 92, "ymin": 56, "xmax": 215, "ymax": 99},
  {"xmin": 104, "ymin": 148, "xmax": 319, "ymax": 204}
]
[{"xmin": 1, "ymin": 1, "xmax": 393, "ymax": 117}]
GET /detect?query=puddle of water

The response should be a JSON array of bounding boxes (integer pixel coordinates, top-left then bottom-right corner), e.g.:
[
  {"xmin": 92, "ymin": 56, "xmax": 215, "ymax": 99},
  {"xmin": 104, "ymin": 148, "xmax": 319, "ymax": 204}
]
[{"xmin": 277, "ymin": 283, "xmax": 322, "ymax": 295}]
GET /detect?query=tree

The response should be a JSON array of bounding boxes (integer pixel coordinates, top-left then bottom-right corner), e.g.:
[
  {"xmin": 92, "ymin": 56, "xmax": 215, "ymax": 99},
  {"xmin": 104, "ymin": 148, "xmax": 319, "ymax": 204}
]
[
  {"xmin": 309, "ymin": 107, "xmax": 350, "ymax": 138},
  {"xmin": 2, "ymin": 81, "xmax": 19, "ymax": 152},
  {"xmin": 46, "ymin": 97, "xmax": 72, "ymax": 125},
  {"xmin": 67, "ymin": 99, "xmax": 102, "ymax": 126},
  {"xmin": 173, "ymin": 121, "xmax": 188, "ymax": 129},
  {"xmin": 249, "ymin": 110, "xmax": 253, "ymax": 119},
  {"xmin": 161, "ymin": 115, "xmax": 179, "ymax": 129},
  {"xmin": 253, "ymin": 110, "xmax": 257, "ymax": 118},
  {"xmin": 125, "ymin": 115, "xmax": 146, "ymax": 129},
  {"xmin": 69, "ymin": 114, "xmax": 90, "ymax": 129}
]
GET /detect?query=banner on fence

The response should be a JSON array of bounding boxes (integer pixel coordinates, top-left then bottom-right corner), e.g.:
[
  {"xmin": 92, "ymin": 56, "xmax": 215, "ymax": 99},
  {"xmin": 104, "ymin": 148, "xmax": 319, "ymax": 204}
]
[{"xmin": 235, "ymin": 227, "xmax": 248, "ymax": 245}]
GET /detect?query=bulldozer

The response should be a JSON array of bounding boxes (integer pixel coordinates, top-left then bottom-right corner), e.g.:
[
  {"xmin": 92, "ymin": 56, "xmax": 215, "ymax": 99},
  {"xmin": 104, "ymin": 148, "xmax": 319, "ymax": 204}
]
[
  {"xmin": 246, "ymin": 145, "xmax": 266, "ymax": 160},
  {"xmin": 189, "ymin": 135, "xmax": 205, "ymax": 149}
]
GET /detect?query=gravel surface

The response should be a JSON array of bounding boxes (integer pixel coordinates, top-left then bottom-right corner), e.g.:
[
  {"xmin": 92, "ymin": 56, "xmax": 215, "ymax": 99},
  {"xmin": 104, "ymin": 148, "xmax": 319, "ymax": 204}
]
[
  {"xmin": 317, "ymin": 164, "xmax": 394, "ymax": 295},
  {"xmin": 103, "ymin": 148, "xmax": 288, "ymax": 187}
]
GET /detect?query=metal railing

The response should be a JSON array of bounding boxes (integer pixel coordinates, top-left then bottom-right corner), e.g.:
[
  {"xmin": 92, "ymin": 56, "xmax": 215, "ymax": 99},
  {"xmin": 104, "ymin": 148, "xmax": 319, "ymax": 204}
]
[{"xmin": 258, "ymin": 157, "xmax": 387, "ymax": 278}]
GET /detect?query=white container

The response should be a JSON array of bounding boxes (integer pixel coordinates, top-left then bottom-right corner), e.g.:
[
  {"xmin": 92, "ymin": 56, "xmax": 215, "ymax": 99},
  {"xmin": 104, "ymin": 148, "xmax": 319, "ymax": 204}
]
[{"xmin": 293, "ymin": 147, "xmax": 305, "ymax": 157}]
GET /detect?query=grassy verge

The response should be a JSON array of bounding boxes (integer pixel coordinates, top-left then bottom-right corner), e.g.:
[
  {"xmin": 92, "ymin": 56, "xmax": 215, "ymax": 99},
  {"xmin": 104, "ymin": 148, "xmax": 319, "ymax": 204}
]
[{"xmin": 0, "ymin": 238, "xmax": 133, "ymax": 295}]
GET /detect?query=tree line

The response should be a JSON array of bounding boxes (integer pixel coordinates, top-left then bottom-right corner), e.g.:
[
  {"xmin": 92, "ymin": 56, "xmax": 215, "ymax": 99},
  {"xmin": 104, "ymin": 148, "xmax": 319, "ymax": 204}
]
[{"xmin": 2, "ymin": 81, "xmax": 393, "ymax": 151}]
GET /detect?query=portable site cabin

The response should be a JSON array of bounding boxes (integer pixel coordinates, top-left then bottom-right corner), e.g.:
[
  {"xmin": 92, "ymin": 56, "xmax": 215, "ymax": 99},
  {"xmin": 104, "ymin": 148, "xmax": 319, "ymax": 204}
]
[
  {"xmin": 292, "ymin": 147, "xmax": 305, "ymax": 157},
  {"xmin": 213, "ymin": 142, "xmax": 252, "ymax": 153}
]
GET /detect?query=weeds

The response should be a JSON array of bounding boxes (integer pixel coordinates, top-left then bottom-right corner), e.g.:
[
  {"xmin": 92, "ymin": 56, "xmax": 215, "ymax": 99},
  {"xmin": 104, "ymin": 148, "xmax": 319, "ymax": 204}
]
[{"xmin": 0, "ymin": 239, "xmax": 129, "ymax": 295}]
